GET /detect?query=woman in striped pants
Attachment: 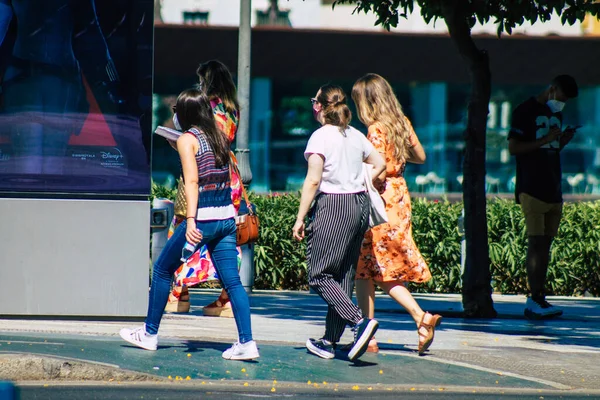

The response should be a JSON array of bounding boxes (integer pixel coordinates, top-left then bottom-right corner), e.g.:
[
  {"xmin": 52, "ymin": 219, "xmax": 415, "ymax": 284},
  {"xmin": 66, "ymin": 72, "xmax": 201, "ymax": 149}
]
[{"xmin": 292, "ymin": 84, "xmax": 386, "ymax": 361}]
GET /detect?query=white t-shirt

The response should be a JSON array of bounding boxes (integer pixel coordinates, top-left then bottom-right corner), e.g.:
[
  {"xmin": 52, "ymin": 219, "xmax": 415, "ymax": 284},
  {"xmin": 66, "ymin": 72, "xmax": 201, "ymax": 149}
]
[{"xmin": 304, "ymin": 124, "xmax": 375, "ymax": 194}]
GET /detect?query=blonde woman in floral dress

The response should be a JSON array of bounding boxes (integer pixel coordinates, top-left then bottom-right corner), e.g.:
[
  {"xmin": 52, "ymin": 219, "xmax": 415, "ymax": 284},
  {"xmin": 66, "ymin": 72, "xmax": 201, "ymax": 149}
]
[{"xmin": 352, "ymin": 74, "xmax": 442, "ymax": 355}]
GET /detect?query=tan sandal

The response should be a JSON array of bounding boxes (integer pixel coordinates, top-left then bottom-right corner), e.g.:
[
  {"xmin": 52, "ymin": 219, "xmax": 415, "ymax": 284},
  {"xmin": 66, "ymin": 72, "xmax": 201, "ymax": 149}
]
[
  {"xmin": 202, "ymin": 293, "xmax": 233, "ymax": 318},
  {"xmin": 165, "ymin": 286, "xmax": 190, "ymax": 313},
  {"xmin": 417, "ymin": 312, "xmax": 442, "ymax": 355},
  {"xmin": 367, "ymin": 337, "xmax": 379, "ymax": 353}
]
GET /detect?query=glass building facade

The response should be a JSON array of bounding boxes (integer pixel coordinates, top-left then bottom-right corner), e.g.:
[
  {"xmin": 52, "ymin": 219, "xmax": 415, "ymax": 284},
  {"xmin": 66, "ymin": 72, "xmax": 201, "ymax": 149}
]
[{"xmin": 152, "ymin": 26, "xmax": 600, "ymax": 197}]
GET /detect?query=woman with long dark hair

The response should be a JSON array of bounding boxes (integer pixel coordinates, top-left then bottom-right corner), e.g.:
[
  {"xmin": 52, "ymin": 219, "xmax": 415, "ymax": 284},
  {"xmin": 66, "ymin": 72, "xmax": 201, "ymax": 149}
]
[
  {"xmin": 120, "ymin": 89, "xmax": 258, "ymax": 360},
  {"xmin": 166, "ymin": 60, "xmax": 243, "ymax": 318}
]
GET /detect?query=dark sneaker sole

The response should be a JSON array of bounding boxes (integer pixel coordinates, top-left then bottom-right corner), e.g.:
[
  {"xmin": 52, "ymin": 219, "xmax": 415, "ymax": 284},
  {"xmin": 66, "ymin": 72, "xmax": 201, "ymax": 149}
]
[
  {"xmin": 348, "ymin": 320, "xmax": 379, "ymax": 361},
  {"xmin": 524, "ymin": 308, "xmax": 563, "ymax": 320},
  {"xmin": 306, "ymin": 339, "xmax": 335, "ymax": 359}
]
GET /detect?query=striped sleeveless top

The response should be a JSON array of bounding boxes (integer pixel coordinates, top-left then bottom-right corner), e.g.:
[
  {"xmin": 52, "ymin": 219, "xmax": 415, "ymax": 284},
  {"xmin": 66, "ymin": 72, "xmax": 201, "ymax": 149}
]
[{"xmin": 184, "ymin": 128, "xmax": 235, "ymax": 221}]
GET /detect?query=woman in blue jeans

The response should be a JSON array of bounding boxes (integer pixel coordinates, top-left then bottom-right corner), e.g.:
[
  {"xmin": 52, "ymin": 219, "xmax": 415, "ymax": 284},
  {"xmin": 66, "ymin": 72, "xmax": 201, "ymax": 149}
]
[{"xmin": 119, "ymin": 89, "xmax": 258, "ymax": 360}]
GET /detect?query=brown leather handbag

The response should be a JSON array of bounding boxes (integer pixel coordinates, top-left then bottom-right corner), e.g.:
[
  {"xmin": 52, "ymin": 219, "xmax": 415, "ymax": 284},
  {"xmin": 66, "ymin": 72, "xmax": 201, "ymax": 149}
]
[{"xmin": 230, "ymin": 153, "xmax": 259, "ymax": 246}]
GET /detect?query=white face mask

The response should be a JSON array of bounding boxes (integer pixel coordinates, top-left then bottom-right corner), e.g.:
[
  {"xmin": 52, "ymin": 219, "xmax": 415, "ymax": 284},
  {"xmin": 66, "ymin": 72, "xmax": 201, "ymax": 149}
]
[
  {"xmin": 172, "ymin": 114, "xmax": 182, "ymax": 131},
  {"xmin": 547, "ymin": 93, "xmax": 565, "ymax": 113}
]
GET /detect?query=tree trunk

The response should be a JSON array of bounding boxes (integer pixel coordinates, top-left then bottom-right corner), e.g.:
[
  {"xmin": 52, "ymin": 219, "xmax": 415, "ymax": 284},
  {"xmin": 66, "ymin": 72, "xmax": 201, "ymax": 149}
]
[{"xmin": 442, "ymin": 1, "xmax": 497, "ymax": 318}]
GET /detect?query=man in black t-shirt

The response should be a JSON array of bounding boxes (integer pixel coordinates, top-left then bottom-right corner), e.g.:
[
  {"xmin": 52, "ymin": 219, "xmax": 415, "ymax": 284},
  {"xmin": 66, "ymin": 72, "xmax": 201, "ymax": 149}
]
[{"xmin": 508, "ymin": 75, "xmax": 579, "ymax": 320}]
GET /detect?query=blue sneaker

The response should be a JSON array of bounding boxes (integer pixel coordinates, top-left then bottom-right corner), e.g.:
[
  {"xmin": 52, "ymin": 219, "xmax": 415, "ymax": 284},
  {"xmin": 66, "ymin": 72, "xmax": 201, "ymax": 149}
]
[
  {"xmin": 306, "ymin": 338, "xmax": 335, "ymax": 359},
  {"xmin": 348, "ymin": 318, "xmax": 378, "ymax": 361}
]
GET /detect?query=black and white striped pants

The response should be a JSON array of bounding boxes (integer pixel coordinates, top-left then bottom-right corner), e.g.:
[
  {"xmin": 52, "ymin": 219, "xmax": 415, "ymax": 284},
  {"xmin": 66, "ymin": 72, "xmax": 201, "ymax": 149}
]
[{"xmin": 306, "ymin": 192, "xmax": 369, "ymax": 343}]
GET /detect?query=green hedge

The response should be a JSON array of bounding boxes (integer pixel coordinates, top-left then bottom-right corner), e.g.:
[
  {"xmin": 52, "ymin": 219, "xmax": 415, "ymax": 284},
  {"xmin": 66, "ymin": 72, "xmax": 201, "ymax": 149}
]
[{"xmin": 152, "ymin": 185, "xmax": 600, "ymax": 296}]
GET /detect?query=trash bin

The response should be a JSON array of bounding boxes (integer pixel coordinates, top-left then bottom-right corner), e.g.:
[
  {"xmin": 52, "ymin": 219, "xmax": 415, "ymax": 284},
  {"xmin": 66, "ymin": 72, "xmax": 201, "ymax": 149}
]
[{"xmin": 151, "ymin": 198, "xmax": 174, "ymax": 267}]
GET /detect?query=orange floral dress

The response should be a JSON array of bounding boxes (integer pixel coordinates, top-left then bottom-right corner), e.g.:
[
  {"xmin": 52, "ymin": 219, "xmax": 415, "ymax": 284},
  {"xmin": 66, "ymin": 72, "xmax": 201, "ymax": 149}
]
[{"xmin": 356, "ymin": 120, "xmax": 431, "ymax": 283}]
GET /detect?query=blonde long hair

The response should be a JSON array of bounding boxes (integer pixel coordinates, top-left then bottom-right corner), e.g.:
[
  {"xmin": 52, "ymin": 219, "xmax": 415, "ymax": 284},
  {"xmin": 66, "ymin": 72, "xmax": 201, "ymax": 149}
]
[{"xmin": 352, "ymin": 73, "xmax": 411, "ymax": 162}]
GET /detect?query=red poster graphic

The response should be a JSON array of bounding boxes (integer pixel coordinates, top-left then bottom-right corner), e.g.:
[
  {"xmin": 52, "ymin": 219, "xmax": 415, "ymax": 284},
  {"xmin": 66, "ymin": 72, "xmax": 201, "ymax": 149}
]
[{"xmin": 68, "ymin": 76, "xmax": 117, "ymax": 146}]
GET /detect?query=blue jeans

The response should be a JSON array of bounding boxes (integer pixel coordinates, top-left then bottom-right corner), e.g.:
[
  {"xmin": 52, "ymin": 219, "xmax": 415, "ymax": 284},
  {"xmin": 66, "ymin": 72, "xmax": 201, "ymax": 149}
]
[{"xmin": 145, "ymin": 218, "xmax": 253, "ymax": 343}]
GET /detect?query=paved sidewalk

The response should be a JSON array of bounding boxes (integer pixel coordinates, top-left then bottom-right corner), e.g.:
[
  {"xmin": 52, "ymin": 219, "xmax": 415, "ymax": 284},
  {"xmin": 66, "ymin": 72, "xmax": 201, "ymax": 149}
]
[{"xmin": 1, "ymin": 290, "xmax": 599, "ymax": 394}]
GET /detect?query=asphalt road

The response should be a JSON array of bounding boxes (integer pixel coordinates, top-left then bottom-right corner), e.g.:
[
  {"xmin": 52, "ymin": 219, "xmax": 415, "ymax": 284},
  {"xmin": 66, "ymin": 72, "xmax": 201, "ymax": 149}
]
[{"xmin": 17, "ymin": 383, "xmax": 600, "ymax": 400}]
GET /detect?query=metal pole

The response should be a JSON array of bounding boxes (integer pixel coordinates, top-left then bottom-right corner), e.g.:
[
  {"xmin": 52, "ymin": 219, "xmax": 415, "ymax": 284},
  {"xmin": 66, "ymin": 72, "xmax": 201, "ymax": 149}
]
[
  {"xmin": 237, "ymin": 0, "xmax": 254, "ymax": 294},
  {"xmin": 236, "ymin": 0, "xmax": 252, "ymax": 184}
]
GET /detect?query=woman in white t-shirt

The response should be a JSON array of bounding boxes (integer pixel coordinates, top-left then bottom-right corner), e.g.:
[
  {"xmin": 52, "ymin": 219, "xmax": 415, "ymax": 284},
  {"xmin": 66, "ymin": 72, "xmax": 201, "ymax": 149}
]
[{"xmin": 292, "ymin": 84, "xmax": 386, "ymax": 362}]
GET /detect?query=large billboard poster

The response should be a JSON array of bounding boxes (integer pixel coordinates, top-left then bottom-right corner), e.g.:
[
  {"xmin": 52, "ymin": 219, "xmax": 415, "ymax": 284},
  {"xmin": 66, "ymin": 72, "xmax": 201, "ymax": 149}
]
[{"xmin": 0, "ymin": 0, "xmax": 152, "ymax": 196}]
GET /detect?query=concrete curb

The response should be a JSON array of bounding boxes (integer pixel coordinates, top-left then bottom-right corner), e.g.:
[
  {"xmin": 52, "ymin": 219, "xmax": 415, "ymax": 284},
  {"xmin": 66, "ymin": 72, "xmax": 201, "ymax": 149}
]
[{"xmin": 0, "ymin": 354, "xmax": 163, "ymax": 383}]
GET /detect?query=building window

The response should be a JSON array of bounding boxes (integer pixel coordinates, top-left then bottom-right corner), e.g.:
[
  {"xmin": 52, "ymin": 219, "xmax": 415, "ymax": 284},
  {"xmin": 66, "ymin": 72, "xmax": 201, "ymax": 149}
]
[
  {"xmin": 182, "ymin": 11, "xmax": 209, "ymax": 25},
  {"xmin": 256, "ymin": 2, "xmax": 291, "ymax": 27}
]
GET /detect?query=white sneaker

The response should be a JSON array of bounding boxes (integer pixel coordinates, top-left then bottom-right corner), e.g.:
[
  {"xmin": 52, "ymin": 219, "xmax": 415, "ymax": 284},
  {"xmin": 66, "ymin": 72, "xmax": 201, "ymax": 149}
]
[
  {"xmin": 524, "ymin": 297, "xmax": 563, "ymax": 319},
  {"xmin": 222, "ymin": 340, "xmax": 259, "ymax": 360},
  {"xmin": 119, "ymin": 325, "xmax": 158, "ymax": 351}
]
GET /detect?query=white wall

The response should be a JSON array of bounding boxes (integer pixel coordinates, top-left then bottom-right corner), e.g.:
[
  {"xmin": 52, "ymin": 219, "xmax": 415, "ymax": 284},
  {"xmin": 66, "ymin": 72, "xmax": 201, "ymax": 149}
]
[
  {"xmin": 160, "ymin": 0, "xmax": 321, "ymax": 27},
  {"xmin": 159, "ymin": 0, "xmax": 584, "ymax": 36}
]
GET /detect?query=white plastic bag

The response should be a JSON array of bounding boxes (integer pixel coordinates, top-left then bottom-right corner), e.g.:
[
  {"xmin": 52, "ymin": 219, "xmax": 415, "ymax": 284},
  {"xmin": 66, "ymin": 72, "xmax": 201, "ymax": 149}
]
[{"xmin": 363, "ymin": 163, "xmax": 388, "ymax": 228}]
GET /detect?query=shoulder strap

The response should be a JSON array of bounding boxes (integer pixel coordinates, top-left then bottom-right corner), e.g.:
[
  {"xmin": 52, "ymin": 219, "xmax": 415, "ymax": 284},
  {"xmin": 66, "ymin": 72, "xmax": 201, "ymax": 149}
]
[{"xmin": 229, "ymin": 151, "xmax": 253, "ymax": 215}]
